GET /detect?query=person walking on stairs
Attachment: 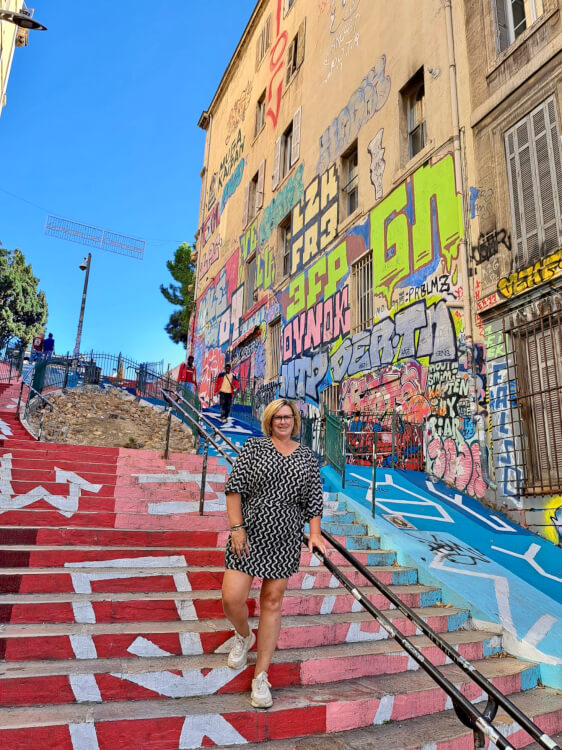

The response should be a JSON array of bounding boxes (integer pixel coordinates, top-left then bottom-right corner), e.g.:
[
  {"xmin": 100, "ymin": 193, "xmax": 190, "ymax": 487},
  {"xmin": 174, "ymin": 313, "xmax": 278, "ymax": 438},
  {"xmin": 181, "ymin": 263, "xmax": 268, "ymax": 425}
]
[
  {"xmin": 213, "ymin": 362, "xmax": 239, "ymax": 422},
  {"xmin": 221, "ymin": 398, "xmax": 326, "ymax": 708}
]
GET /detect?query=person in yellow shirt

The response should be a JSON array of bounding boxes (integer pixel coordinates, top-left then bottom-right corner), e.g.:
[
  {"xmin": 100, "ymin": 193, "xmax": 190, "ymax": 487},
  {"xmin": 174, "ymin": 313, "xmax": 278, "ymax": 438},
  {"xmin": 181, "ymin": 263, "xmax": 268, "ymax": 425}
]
[{"xmin": 213, "ymin": 363, "xmax": 240, "ymax": 422}]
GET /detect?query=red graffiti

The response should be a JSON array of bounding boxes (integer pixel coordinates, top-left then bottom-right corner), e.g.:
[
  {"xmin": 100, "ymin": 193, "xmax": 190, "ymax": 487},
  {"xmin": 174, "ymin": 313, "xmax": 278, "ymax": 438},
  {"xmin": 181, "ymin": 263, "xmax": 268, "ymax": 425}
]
[
  {"xmin": 266, "ymin": 0, "xmax": 287, "ymax": 128},
  {"xmin": 199, "ymin": 348, "xmax": 223, "ymax": 407}
]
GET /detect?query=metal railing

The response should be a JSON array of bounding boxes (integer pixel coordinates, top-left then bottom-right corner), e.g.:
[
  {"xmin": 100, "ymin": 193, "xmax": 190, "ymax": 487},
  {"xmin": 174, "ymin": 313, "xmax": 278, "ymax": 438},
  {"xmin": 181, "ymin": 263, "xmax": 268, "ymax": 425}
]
[
  {"xmin": 167, "ymin": 391, "xmax": 559, "ymax": 750},
  {"xmin": 18, "ymin": 384, "xmax": 56, "ymax": 441}
]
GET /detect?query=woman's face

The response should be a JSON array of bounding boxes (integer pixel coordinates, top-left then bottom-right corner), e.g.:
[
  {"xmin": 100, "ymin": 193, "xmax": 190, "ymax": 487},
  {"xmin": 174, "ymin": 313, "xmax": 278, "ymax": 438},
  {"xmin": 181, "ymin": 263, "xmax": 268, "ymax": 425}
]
[{"xmin": 270, "ymin": 404, "xmax": 295, "ymax": 439}]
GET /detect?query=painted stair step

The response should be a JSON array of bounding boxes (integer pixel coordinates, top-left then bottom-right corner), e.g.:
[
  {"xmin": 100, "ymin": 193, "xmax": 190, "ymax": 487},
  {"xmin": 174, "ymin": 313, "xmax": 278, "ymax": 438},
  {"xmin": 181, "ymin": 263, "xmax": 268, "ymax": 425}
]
[
  {"xmin": 215, "ymin": 688, "xmax": 562, "ymax": 750},
  {"xmin": 1, "ymin": 441, "xmax": 120, "ymax": 457},
  {"xmin": 0, "ymin": 607, "xmax": 470, "ymax": 660},
  {"xmin": 3, "ymin": 467, "xmax": 119, "ymax": 486},
  {"xmin": 0, "ymin": 481, "xmax": 217, "ymax": 502},
  {"xmin": 0, "ymin": 510, "xmax": 230, "ymax": 531},
  {"xmin": 0, "ymin": 631, "xmax": 504, "ymax": 706},
  {"xmin": 0, "ymin": 563, "xmax": 418, "ymax": 593},
  {"xmin": 2, "ymin": 584, "xmax": 444, "ymax": 623},
  {"xmin": 0, "ymin": 531, "xmax": 396, "ymax": 566},
  {"xmin": 320, "ymin": 522, "xmax": 369, "ymax": 535}
]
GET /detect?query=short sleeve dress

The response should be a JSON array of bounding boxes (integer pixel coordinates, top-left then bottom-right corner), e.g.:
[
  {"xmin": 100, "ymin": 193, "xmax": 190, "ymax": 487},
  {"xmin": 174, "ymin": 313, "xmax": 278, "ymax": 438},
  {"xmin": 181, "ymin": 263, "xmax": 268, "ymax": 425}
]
[{"xmin": 224, "ymin": 437, "xmax": 324, "ymax": 579}]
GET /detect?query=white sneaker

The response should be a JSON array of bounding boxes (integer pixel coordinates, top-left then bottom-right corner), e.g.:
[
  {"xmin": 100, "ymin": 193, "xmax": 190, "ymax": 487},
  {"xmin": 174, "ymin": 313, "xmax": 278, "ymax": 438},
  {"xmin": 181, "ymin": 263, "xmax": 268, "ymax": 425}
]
[
  {"xmin": 250, "ymin": 671, "xmax": 272, "ymax": 708},
  {"xmin": 227, "ymin": 630, "xmax": 256, "ymax": 669}
]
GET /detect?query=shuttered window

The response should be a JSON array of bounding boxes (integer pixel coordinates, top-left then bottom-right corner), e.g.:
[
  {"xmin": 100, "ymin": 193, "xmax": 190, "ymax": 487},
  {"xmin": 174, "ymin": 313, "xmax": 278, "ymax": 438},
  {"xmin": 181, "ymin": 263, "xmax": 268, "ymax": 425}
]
[
  {"xmin": 505, "ymin": 96, "xmax": 562, "ymax": 268},
  {"xmin": 269, "ymin": 318, "xmax": 282, "ymax": 379},
  {"xmin": 512, "ymin": 310, "xmax": 562, "ymax": 492},
  {"xmin": 351, "ymin": 254, "xmax": 373, "ymax": 332}
]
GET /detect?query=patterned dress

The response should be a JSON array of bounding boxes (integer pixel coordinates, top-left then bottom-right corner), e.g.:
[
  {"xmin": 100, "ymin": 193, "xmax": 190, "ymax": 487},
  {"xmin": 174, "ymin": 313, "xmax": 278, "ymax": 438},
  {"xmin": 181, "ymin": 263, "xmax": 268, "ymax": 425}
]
[{"xmin": 224, "ymin": 437, "xmax": 324, "ymax": 579}]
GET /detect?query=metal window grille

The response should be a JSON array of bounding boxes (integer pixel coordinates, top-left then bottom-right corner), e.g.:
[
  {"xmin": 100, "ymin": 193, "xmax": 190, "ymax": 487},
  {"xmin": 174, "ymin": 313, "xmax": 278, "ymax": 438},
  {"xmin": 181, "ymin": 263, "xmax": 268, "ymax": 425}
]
[
  {"xmin": 504, "ymin": 307, "xmax": 562, "ymax": 494},
  {"xmin": 321, "ymin": 383, "xmax": 340, "ymax": 414},
  {"xmin": 505, "ymin": 96, "xmax": 562, "ymax": 268},
  {"xmin": 352, "ymin": 254, "xmax": 374, "ymax": 332},
  {"xmin": 269, "ymin": 319, "xmax": 281, "ymax": 379}
]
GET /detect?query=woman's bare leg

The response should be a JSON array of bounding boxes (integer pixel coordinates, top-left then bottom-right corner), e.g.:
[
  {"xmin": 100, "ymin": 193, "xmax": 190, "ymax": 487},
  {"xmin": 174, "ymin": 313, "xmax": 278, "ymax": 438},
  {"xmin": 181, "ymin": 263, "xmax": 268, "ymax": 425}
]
[
  {"xmin": 222, "ymin": 569, "xmax": 253, "ymax": 636},
  {"xmin": 254, "ymin": 577, "xmax": 288, "ymax": 675}
]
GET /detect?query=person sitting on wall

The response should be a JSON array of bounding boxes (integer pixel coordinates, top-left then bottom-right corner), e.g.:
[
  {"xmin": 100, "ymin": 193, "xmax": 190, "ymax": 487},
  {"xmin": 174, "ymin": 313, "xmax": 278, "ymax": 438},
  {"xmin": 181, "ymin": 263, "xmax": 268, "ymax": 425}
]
[{"xmin": 214, "ymin": 362, "xmax": 240, "ymax": 422}]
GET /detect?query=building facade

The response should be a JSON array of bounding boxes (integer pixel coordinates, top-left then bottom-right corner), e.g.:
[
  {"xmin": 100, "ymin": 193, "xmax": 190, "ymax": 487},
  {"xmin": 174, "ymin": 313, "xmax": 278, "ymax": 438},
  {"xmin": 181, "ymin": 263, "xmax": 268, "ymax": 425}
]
[
  {"xmin": 464, "ymin": 0, "xmax": 562, "ymax": 543},
  {"xmin": 191, "ymin": 0, "xmax": 561, "ymax": 541},
  {"xmin": 0, "ymin": 1, "xmax": 29, "ymax": 116}
]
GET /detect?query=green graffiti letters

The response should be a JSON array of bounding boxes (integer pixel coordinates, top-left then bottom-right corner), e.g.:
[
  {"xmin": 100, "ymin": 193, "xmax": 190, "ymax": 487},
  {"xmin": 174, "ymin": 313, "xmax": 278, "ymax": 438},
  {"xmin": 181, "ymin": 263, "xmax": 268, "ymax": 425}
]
[{"xmin": 370, "ymin": 155, "xmax": 463, "ymax": 306}]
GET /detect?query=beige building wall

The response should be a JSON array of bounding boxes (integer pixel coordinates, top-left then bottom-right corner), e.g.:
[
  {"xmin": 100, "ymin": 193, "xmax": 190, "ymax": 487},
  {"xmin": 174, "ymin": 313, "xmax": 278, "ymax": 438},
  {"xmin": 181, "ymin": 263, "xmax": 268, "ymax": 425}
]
[
  {"xmin": 192, "ymin": 0, "xmax": 492, "ymax": 506},
  {"xmin": 463, "ymin": 0, "xmax": 562, "ymax": 540},
  {"xmin": 0, "ymin": 0, "xmax": 26, "ymax": 116}
]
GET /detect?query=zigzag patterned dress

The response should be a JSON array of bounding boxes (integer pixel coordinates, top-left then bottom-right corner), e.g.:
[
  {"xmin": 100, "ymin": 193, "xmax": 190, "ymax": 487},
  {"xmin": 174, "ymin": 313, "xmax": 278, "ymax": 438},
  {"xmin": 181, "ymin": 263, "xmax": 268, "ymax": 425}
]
[{"xmin": 224, "ymin": 437, "xmax": 323, "ymax": 579}]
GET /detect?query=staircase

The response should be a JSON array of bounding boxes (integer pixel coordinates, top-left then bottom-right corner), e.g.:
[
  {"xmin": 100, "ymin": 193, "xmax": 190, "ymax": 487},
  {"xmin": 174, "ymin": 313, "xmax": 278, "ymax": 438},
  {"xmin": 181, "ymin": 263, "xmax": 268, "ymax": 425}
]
[{"xmin": 1, "ymin": 381, "xmax": 561, "ymax": 749}]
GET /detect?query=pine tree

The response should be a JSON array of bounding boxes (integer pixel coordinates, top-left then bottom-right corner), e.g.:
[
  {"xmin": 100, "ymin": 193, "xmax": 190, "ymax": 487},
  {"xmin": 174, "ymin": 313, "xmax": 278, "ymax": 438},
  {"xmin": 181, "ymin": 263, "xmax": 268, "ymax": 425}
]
[
  {"xmin": 160, "ymin": 242, "xmax": 195, "ymax": 347},
  {"xmin": 0, "ymin": 244, "xmax": 48, "ymax": 349}
]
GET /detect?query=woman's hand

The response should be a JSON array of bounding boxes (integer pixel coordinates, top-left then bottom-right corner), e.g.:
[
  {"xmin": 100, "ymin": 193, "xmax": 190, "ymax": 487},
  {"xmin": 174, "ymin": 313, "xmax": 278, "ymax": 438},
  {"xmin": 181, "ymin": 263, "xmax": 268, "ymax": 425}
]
[
  {"xmin": 307, "ymin": 532, "xmax": 326, "ymax": 555},
  {"xmin": 231, "ymin": 527, "xmax": 250, "ymax": 558}
]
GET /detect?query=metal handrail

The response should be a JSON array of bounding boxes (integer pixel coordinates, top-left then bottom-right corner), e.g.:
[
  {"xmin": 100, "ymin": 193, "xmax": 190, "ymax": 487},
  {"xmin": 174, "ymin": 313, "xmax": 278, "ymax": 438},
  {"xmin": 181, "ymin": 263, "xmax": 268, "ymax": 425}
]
[
  {"xmin": 170, "ymin": 393, "xmax": 559, "ymax": 750},
  {"xmin": 166, "ymin": 388, "xmax": 240, "ymax": 455},
  {"xmin": 317, "ymin": 529, "xmax": 559, "ymax": 750}
]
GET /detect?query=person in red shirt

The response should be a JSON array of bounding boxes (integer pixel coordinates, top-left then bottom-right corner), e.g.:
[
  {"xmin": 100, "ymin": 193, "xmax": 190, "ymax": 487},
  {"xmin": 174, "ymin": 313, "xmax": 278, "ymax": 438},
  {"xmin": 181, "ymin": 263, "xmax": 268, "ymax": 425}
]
[{"xmin": 178, "ymin": 355, "xmax": 197, "ymax": 394}]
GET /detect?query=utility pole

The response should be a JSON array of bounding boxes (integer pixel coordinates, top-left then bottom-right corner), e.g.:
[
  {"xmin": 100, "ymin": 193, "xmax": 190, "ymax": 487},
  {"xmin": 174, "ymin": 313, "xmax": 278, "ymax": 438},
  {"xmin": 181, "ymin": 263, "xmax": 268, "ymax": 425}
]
[{"xmin": 73, "ymin": 253, "xmax": 91, "ymax": 357}]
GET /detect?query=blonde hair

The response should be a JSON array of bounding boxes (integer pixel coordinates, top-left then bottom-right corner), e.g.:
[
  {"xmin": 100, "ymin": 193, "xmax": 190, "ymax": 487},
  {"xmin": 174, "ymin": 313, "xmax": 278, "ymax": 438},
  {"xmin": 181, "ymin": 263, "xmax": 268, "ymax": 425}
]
[{"xmin": 262, "ymin": 398, "xmax": 301, "ymax": 437}]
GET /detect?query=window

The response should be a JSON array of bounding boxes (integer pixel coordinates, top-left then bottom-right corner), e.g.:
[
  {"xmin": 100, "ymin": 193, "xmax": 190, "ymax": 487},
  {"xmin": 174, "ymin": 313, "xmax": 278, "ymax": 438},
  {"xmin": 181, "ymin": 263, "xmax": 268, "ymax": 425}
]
[
  {"xmin": 341, "ymin": 141, "xmax": 359, "ymax": 218},
  {"xmin": 286, "ymin": 20, "xmax": 306, "ymax": 82},
  {"xmin": 283, "ymin": 0, "xmax": 296, "ymax": 15},
  {"xmin": 279, "ymin": 214, "xmax": 292, "ymax": 277},
  {"xmin": 256, "ymin": 14, "xmax": 271, "ymax": 68},
  {"xmin": 505, "ymin": 96, "xmax": 562, "ymax": 267},
  {"xmin": 242, "ymin": 160, "xmax": 265, "ymax": 227},
  {"xmin": 245, "ymin": 254, "xmax": 258, "ymax": 311},
  {"xmin": 272, "ymin": 107, "xmax": 301, "ymax": 190},
  {"xmin": 269, "ymin": 318, "xmax": 282, "ymax": 379},
  {"xmin": 403, "ymin": 69, "xmax": 426, "ymax": 160},
  {"xmin": 510, "ymin": 311, "xmax": 562, "ymax": 493},
  {"xmin": 493, "ymin": 0, "xmax": 545, "ymax": 52},
  {"xmin": 351, "ymin": 254, "xmax": 373, "ymax": 332},
  {"xmin": 255, "ymin": 90, "xmax": 266, "ymax": 137}
]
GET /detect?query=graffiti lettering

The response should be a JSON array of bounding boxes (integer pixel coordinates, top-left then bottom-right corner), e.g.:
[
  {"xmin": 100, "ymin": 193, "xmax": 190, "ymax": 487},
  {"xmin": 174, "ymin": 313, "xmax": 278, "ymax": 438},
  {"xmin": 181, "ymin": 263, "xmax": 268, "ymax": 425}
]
[
  {"xmin": 286, "ymin": 240, "xmax": 348, "ymax": 319},
  {"xmin": 199, "ymin": 237, "xmax": 221, "ymax": 279},
  {"xmin": 408, "ymin": 532, "xmax": 490, "ymax": 566},
  {"xmin": 370, "ymin": 154, "xmax": 463, "ymax": 306},
  {"xmin": 282, "ymin": 288, "xmax": 350, "ymax": 361},
  {"xmin": 469, "ymin": 186, "xmax": 494, "ymax": 220},
  {"xmin": 240, "ymin": 218, "xmax": 259, "ymax": 263},
  {"xmin": 497, "ymin": 248, "xmax": 562, "ymax": 299},
  {"xmin": 471, "ymin": 228, "xmax": 511, "ymax": 265},
  {"xmin": 279, "ymin": 350, "xmax": 329, "ymax": 401},
  {"xmin": 259, "ymin": 164, "xmax": 304, "ymax": 247},
  {"xmin": 256, "ymin": 245, "xmax": 276, "ymax": 291},
  {"xmin": 427, "ymin": 434, "xmax": 486, "ymax": 498},
  {"xmin": 397, "ymin": 274, "xmax": 454, "ymax": 305},
  {"xmin": 221, "ymin": 158, "xmax": 245, "ymax": 212},
  {"xmin": 367, "ymin": 129, "xmax": 385, "ymax": 200},
  {"xmin": 254, "ymin": 381, "xmax": 278, "ymax": 409},
  {"xmin": 331, "ymin": 299, "xmax": 457, "ymax": 381},
  {"xmin": 291, "ymin": 165, "xmax": 339, "ymax": 274},
  {"xmin": 266, "ymin": 0, "xmax": 287, "ymax": 128},
  {"xmin": 322, "ymin": 2, "xmax": 360, "ymax": 84},
  {"xmin": 317, "ymin": 56, "xmax": 391, "ymax": 173},
  {"xmin": 225, "ymin": 81, "xmax": 252, "ymax": 145},
  {"xmin": 202, "ymin": 204, "xmax": 220, "ymax": 246},
  {"xmin": 218, "ymin": 129, "xmax": 245, "ymax": 191}
]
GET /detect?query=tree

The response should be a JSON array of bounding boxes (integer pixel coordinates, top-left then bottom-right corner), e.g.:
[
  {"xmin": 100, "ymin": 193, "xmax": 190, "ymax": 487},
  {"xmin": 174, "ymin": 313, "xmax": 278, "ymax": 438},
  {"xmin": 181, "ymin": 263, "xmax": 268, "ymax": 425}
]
[
  {"xmin": 0, "ymin": 244, "xmax": 48, "ymax": 350},
  {"xmin": 160, "ymin": 241, "xmax": 196, "ymax": 348}
]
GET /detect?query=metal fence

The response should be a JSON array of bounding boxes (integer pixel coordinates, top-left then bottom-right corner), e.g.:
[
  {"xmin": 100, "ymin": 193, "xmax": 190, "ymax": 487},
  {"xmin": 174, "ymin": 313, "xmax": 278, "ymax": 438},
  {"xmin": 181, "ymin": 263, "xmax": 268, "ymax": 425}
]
[{"xmin": 343, "ymin": 411, "xmax": 425, "ymax": 471}]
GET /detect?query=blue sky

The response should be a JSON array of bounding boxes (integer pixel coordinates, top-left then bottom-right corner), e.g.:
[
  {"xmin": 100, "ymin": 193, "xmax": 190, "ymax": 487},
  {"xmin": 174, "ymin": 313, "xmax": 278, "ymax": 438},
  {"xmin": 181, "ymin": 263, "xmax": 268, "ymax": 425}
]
[{"xmin": 0, "ymin": 1, "xmax": 256, "ymax": 370}]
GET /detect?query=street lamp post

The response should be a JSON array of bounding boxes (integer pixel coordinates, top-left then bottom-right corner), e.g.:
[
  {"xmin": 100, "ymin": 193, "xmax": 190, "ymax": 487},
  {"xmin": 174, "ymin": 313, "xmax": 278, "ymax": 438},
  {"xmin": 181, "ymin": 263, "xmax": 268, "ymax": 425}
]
[
  {"xmin": 0, "ymin": 9, "xmax": 47, "ymax": 30},
  {"xmin": 73, "ymin": 253, "xmax": 91, "ymax": 357}
]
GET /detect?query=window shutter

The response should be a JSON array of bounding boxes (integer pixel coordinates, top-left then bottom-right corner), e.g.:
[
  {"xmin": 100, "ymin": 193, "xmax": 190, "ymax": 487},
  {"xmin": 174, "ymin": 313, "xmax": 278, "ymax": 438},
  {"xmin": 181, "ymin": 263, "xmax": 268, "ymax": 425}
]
[
  {"xmin": 256, "ymin": 159, "xmax": 265, "ymax": 210},
  {"xmin": 242, "ymin": 181, "xmax": 250, "ymax": 227},
  {"xmin": 531, "ymin": 103, "xmax": 558, "ymax": 255},
  {"xmin": 296, "ymin": 19, "xmax": 306, "ymax": 68},
  {"xmin": 505, "ymin": 130, "xmax": 525, "ymax": 261},
  {"xmin": 493, "ymin": 0, "xmax": 509, "ymax": 52},
  {"xmin": 517, "ymin": 118, "xmax": 541, "ymax": 264},
  {"xmin": 546, "ymin": 98, "xmax": 562, "ymax": 249},
  {"xmin": 265, "ymin": 14, "xmax": 271, "ymax": 50},
  {"xmin": 290, "ymin": 106, "xmax": 302, "ymax": 167},
  {"xmin": 272, "ymin": 136, "xmax": 281, "ymax": 190}
]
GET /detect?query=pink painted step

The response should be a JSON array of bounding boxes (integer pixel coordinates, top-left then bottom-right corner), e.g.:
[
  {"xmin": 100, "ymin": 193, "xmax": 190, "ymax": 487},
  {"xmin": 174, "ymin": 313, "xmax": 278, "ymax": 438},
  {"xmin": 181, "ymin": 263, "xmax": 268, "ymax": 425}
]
[
  {"xmin": 0, "ymin": 630, "xmax": 504, "ymax": 707},
  {"xmin": 0, "ymin": 607, "xmax": 470, "ymax": 661}
]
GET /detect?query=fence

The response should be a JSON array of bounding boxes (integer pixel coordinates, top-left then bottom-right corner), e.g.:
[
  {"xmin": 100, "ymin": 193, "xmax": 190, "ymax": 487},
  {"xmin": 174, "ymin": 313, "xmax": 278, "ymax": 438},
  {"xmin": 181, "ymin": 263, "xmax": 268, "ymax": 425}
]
[{"xmin": 344, "ymin": 411, "xmax": 425, "ymax": 472}]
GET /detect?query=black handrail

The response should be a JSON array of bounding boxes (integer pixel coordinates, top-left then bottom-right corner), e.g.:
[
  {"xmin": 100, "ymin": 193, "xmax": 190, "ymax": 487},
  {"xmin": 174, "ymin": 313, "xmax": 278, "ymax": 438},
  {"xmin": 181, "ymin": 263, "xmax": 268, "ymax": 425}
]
[
  {"xmin": 164, "ymin": 391, "xmax": 559, "ymax": 750},
  {"xmin": 166, "ymin": 388, "xmax": 240, "ymax": 456},
  {"xmin": 317, "ymin": 529, "xmax": 560, "ymax": 750}
]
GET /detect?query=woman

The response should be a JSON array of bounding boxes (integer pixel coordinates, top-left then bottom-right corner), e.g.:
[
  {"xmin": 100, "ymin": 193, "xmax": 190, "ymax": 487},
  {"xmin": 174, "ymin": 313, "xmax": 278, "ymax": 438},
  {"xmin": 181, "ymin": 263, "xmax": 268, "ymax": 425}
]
[{"xmin": 221, "ymin": 398, "xmax": 326, "ymax": 708}]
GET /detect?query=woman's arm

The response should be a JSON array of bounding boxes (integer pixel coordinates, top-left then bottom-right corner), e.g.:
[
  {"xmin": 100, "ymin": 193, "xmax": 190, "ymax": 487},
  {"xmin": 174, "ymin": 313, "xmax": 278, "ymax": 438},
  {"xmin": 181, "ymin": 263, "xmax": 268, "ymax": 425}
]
[
  {"xmin": 226, "ymin": 492, "xmax": 250, "ymax": 558},
  {"xmin": 307, "ymin": 515, "xmax": 326, "ymax": 554}
]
